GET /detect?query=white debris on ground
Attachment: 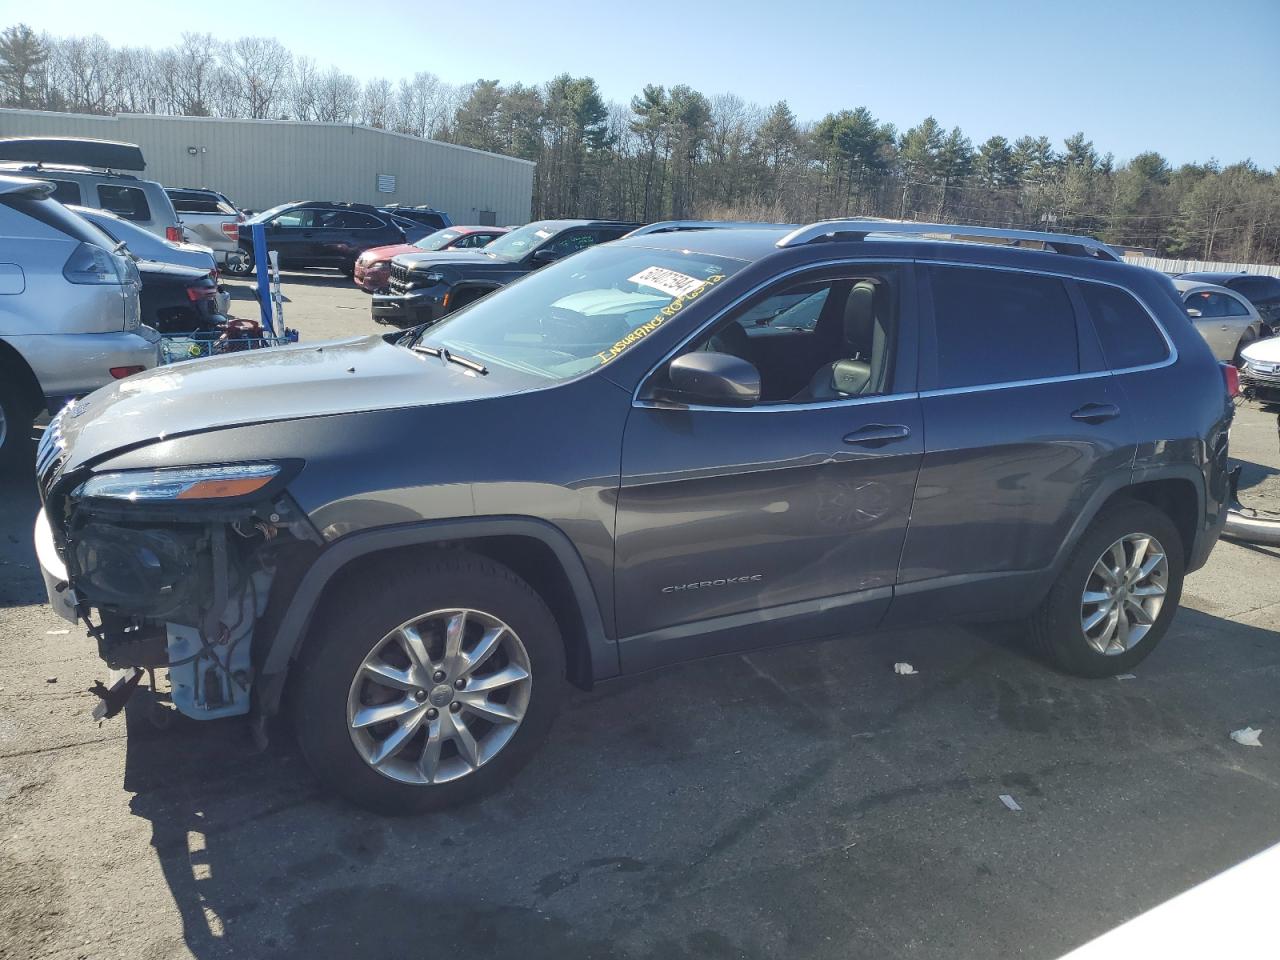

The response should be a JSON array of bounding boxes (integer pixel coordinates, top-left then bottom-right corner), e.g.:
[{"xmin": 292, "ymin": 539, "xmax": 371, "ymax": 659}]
[
  {"xmin": 1230, "ymin": 727, "xmax": 1263, "ymax": 747},
  {"xmin": 999, "ymin": 794, "xmax": 1022, "ymax": 811},
  {"xmin": 893, "ymin": 662, "xmax": 918, "ymax": 675},
  {"xmin": 1115, "ymin": 673, "xmax": 1137, "ymax": 680}
]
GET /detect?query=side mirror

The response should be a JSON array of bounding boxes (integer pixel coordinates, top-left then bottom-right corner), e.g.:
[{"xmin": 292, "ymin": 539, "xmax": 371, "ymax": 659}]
[
  {"xmin": 664, "ymin": 352, "xmax": 760, "ymax": 407},
  {"xmin": 530, "ymin": 248, "xmax": 559, "ymax": 266}
]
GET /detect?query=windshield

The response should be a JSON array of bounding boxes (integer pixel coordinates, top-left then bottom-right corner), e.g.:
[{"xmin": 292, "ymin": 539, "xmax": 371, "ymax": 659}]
[
  {"xmin": 245, "ymin": 203, "xmax": 293, "ymax": 224},
  {"xmin": 418, "ymin": 244, "xmax": 745, "ymax": 382},
  {"xmin": 481, "ymin": 222, "xmax": 559, "ymax": 260},
  {"xmin": 414, "ymin": 229, "xmax": 462, "ymax": 251}
]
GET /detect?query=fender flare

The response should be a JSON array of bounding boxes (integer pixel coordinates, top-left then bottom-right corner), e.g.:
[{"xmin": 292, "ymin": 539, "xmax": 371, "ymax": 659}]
[
  {"xmin": 1049, "ymin": 464, "xmax": 1206, "ymax": 577},
  {"xmin": 257, "ymin": 516, "xmax": 617, "ymax": 706},
  {"xmin": 448, "ymin": 283, "xmax": 501, "ymax": 311}
]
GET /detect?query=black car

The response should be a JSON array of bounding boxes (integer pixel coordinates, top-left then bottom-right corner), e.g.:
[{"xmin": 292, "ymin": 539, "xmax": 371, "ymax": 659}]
[
  {"xmin": 371, "ymin": 219, "xmax": 641, "ymax": 327},
  {"xmin": 33, "ymin": 218, "xmax": 1233, "ymax": 814},
  {"xmin": 236, "ymin": 201, "xmax": 406, "ymax": 276},
  {"xmin": 136, "ymin": 261, "xmax": 225, "ymax": 334},
  {"xmin": 378, "ymin": 204, "xmax": 452, "ymax": 232},
  {"xmin": 1178, "ymin": 272, "xmax": 1280, "ymax": 334}
]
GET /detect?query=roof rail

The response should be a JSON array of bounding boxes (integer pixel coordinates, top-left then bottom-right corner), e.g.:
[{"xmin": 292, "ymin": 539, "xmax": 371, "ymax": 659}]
[
  {"xmin": 626, "ymin": 219, "xmax": 796, "ymax": 238},
  {"xmin": 775, "ymin": 219, "xmax": 1122, "ymax": 262}
]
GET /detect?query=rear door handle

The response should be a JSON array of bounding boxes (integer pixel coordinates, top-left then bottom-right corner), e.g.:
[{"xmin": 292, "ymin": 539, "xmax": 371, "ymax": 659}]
[
  {"xmin": 843, "ymin": 424, "xmax": 912, "ymax": 447},
  {"xmin": 1070, "ymin": 402, "xmax": 1120, "ymax": 424}
]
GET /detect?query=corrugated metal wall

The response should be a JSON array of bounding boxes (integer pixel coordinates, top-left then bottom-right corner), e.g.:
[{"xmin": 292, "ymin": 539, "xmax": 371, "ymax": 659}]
[{"xmin": 0, "ymin": 109, "xmax": 535, "ymax": 225}]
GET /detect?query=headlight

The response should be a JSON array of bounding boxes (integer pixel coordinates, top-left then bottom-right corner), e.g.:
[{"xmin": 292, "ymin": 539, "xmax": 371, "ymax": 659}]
[
  {"xmin": 412, "ymin": 271, "xmax": 447, "ymax": 285},
  {"xmin": 78, "ymin": 463, "xmax": 281, "ymax": 502}
]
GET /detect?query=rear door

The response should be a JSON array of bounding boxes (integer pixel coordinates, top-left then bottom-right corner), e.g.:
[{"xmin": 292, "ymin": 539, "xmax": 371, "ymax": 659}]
[
  {"xmin": 889, "ymin": 263, "xmax": 1135, "ymax": 622},
  {"xmin": 613, "ymin": 262, "xmax": 923, "ymax": 671}
]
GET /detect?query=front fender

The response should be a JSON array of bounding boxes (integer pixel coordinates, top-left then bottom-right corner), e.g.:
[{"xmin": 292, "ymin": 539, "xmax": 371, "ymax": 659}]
[{"xmin": 254, "ymin": 515, "xmax": 617, "ymax": 717}]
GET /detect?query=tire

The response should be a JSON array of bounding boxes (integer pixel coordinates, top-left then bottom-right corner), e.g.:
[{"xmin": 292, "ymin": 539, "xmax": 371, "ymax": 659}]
[
  {"xmin": 292, "ymin": 551, "xmax": 565, "ymax": 814},
  {"xmin": 1028, "ymin": 500, "xmax": 1184, "ymax": 678},
  {"xmin": 0, "ymin": 375, "xmax": 35, "ymax": 470},
  {"xmin": 1234, "ymin": 328, "xmax": 1259, "ymax": 367}
]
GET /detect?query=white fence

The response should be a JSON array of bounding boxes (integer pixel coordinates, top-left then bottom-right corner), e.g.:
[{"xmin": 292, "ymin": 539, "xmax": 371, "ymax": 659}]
[{"xmin": 1122, "ymin": 254, "xmax": 1280, "ymax": 278}]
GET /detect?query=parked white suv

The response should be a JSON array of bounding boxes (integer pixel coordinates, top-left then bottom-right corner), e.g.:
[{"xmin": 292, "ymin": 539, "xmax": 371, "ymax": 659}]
[
  {"xmin": 0, "ymin": 175, "xmax": 159, "ymax": 466},
  {"xmin": 0, "ymin": 137, "xmax": 182, "ymax": 243}
]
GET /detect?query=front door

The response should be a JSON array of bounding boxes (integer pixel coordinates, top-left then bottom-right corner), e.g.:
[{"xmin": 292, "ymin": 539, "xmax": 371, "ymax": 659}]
[{"xmin": 613, "ymin": 263, "xmax": 924, "ymax": 672}]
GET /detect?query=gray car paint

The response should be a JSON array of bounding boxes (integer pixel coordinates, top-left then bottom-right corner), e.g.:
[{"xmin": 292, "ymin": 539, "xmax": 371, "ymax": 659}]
[{"xmin": 38, "ymin": 229, "xmax": 1233, "ymax": 712}]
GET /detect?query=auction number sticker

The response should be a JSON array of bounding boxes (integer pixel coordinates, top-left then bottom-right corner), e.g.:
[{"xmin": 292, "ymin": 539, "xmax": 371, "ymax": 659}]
[
  {"xmin": 595, "ymin": 272, "xmax": 727, "ymax": 367},
  {"xmin": 628, "ymin": 266, "xmax": 710, "ymax": 299}
]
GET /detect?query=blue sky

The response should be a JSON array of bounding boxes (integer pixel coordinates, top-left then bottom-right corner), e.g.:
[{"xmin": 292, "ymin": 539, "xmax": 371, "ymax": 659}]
[{"xmin": 16, "ymin": 0, "xmax": 1280, "ymax": 167}]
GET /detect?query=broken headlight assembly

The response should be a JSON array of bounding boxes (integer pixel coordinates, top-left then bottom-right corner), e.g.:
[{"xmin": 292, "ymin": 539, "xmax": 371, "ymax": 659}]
[{"xmin": 77, "ymin": 463, "xmax": 282, "ymax": 502}]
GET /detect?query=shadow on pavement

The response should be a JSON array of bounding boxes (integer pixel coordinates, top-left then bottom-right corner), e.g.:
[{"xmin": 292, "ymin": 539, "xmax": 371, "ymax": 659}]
[{"xmin": 119, "ymin": 605, "xmax": 1280, "ymax": 959}]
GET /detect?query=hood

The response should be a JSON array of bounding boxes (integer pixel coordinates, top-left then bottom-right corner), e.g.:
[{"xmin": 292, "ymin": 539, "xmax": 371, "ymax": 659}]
[
  {"xmin": 1241, "ymin": 337, "xmax": 1280, "ymax": 365},
  {"xmin": 358, "ymin": 242, "xmax": 417, "ymax": 264},
  {"xmin": 395, "ymin": 250, "xmax": 507, "ymax": 271},
  {"xmin": 56, "ymin": 335, "xmax": 512, "ymax": 471}
]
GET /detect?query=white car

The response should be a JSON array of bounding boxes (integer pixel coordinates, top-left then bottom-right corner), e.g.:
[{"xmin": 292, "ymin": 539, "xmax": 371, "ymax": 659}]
[
  {"xmin": 1172, "ymin": 277, "xmax": 1267, "ymax": 365},
  {"xmin": 0, "ymin": 176, "xmax": 158, "ymax": 467}
]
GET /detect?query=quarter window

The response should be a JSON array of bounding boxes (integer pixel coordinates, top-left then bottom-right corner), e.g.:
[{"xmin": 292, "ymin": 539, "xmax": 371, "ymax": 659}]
[
  {"xmin": 48, "ymin": 179, "xmax": 81, "ymax": 205},
  {"xmin": 1081, "ymin": 283, "xmax": 1169, "ymax": 369},
  {"xmin": 97, "ymin": 185, "xmax": 151, "ymax": 222},
  {"xmin": 930, "ymin": 266, "xmax": 1078, "ymax": 388}
]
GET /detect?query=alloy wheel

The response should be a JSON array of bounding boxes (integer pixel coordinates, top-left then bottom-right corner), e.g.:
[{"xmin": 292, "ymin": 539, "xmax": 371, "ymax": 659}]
[
  {"xmin": 1079, "ymin": 533, "xmax": 1169, "ymax": 655},
  {"xmin": 346, "ymin": 608, "xmax": 532, "ymax": 785}
]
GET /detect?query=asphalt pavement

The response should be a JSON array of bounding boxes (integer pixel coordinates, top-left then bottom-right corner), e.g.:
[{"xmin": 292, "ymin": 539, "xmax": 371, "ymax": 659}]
[{"xmin": 1, "ymin": 272, "xmax": 1278, "ymax": 960}]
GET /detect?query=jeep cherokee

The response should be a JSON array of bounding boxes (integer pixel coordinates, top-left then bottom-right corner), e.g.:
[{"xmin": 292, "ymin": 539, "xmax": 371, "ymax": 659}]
[{"xmin": 33, "ymin": 219, "xmax": 1233, "ymax": 814}]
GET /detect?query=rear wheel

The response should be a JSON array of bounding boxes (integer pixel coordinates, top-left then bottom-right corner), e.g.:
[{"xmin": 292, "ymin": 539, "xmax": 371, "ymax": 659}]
[
  {"xmin": 1234, "ymin": 327, "xmax": 1259, "ymax": 367},
  {"xmin": 292, "ymin": 552, "xmax": 565, "ymax": 814},
  {"xmin": 1029, "ymin": 501, "xmax": 1184, "ymax": 677}
]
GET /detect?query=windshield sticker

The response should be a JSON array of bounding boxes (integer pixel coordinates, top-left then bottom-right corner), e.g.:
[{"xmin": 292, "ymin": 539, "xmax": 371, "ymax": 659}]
[
  {"xmin": 628, "ymin": 266, "xmax": 712, "ymax": 300},
  {"xmin": 534, "ymin": 229, "xmax": 553, "ymax": 239},
  {"xmin": 595, "ymin": 274, "xmax": 726, "ymax": 367}
]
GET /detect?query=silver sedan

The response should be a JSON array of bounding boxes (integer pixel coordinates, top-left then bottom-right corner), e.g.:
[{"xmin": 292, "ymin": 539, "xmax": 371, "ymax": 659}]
[{"xmin": 1172, "ymin": 278, "xmax": 1267, "ymax": 365}]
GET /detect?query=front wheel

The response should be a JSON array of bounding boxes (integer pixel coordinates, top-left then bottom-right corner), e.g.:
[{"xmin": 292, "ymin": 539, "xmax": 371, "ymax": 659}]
[
  {"xmin": 1029, "ymin": 501, "xmax": 1184, "ymax": 677},
  {"xmin": 292, "ymin": 552, "xmax": 565, "ymax": 814}
]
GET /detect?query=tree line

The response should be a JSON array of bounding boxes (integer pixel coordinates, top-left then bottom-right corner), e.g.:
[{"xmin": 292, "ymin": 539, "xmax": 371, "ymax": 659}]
[{"xmin": 2, "ymin": 24, "xmax": 1278, "ymax": 264}]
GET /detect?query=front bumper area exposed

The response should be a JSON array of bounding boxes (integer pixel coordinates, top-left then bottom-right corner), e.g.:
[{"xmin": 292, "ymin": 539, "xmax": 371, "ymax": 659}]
[
  {"xmin": 34, "ymin": 483, "xmax": 319, "ymax": 722},
  {"xmin": 371, "ymin": 288, "xmax": 443, "ymax": 327}
]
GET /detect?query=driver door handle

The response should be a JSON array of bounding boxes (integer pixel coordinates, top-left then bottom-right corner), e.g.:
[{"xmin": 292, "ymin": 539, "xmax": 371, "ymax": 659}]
[
  {"xmin": 1070, "ymin": 402, "xmax": 1120, "ymax": 424},
  {"xmin": 843, "ymin": 424, "xmax": 911, "ymax": 447}
]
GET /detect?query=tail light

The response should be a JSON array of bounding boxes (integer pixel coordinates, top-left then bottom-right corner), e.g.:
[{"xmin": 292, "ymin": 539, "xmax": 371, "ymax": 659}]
[
  {"xmin": 166, "ymin": 225, "xmax": 183, "ymax": 243},
  {"xmin": 110, "ymin": 365, "xmax": 145, "ymax": 379},
  {"xmin": 1222, "ymin": 362, "xmax": 1241, "ymax": 398},
  {"xmin": 186, "ymin": 285, "xmax": 217, "ymax": 302},
  {"xmin": 221, "ymin": 221, "xmax": 240, "ymax": 240}
]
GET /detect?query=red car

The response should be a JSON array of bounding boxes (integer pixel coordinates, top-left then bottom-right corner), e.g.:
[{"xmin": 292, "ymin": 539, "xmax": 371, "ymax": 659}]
[{"xmin": 353, "ymin": 226, "xmax": 509, "ymax": 292}]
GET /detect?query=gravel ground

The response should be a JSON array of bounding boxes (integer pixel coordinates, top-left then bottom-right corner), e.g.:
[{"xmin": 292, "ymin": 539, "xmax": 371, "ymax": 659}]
[{"xmin": 2, "ymin": 273, "xmax": 1278, "ymax": 960}]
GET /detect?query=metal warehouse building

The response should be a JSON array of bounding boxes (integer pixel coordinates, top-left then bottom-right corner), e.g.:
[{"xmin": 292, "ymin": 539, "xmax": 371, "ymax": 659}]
[{"xmin": 0, "ymin": 108, "xmax": 534, "ymax": 225}]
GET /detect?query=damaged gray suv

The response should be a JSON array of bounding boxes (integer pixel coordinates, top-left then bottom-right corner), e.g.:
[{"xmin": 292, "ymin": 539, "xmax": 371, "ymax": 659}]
[{"xmin": 34, "ymin": 219, "xmax": 1234, "ymax": 814}]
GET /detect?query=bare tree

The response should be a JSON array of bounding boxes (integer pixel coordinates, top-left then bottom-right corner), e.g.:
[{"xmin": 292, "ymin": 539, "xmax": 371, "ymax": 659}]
[
  {"xmin": 289, "ymin": 55, "xmax": 320, "ymax": 120},
  {"xmin": 220, "ymin": 36, "xmax": 291, "ymax": 119},
  {"xmin": 360, "ymin": 77, "xmax": 393, "ymax": 129},
  {"xmin": 313, "ymin": 67, "xmax": 359, "ymax": 123},
  {"xmin": 158, "ymin": 33, "xmax": 221, "ymax": 116}
]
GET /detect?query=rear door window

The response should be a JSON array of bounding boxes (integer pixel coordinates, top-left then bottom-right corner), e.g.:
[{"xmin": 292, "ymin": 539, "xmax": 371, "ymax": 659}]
[
  {"xmin": 928, "ymin": 265, "xmax": 1079, "ymax": 388},
  {"xmin": 1080, "ymin": 282, "xmax": 1170, "ymax": 369},
  {"xmin": 97, "ymin": 184, "xmax": 152, "ymax": 222}
]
